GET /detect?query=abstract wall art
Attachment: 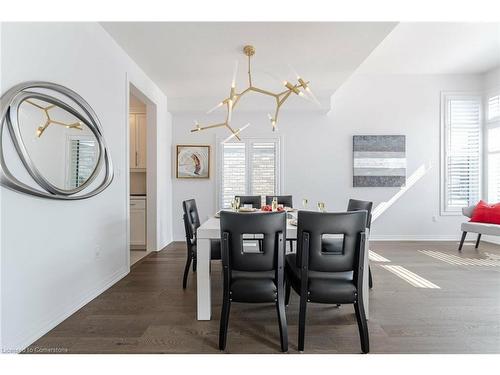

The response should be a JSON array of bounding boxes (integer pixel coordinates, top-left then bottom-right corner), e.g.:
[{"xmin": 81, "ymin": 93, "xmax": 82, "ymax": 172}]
[
  {"xmin": 176, "ymin": 145, "xmax": 210, "ymax": 179},
  {"xmin": 353, "ymin": 135, "xmax": 406, "ymax": 187}
]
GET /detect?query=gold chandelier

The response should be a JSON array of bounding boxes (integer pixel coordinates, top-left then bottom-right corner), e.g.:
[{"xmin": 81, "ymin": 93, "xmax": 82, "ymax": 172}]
[
  {"xmin": 191, "ymin": 45, "xmax": 318, "ymax": 141},
  {"xmin": 26, "ymin": 100, "xmax": 83, "ymax": 138}
]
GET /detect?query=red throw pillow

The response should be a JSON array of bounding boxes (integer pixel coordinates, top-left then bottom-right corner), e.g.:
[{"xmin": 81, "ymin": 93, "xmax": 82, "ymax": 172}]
[{"xmin": 470, "ymin": 200, "xmax": 500, "ymax": 225}]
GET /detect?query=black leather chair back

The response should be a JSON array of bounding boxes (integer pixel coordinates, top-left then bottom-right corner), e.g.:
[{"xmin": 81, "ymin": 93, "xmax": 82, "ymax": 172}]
[
  {"xmin": 296, "ymin": 210, "xmax": 367, "ymax": 273},
  {"xmin": 183, "ymin": 199, "xmax": 200, "ymax": 241},
  {"xmin": 265, "ymin": 195, "xmax": 293, "ymax": 207},
  {"xmin": 347, "ymin": 199, "xmax": 373, "ymax": 229},
  {"xmin": 220, "ymin": 211, "xmax": 287, "ymax": 272},
  {"xmin": 235, "ymin": 195, "xmax": 262, "ymax": 209}
]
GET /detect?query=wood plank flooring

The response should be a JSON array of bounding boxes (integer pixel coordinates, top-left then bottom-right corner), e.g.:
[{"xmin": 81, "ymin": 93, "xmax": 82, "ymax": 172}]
[{"xmin": 26, "ymin": 240, "xmax": 500, "ymax": 353}]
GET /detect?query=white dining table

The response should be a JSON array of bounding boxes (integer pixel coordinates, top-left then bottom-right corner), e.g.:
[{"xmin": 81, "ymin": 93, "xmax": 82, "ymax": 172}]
[{"xmin": 196, "ymin": 214, "xmax": 370, "ymax": 320}]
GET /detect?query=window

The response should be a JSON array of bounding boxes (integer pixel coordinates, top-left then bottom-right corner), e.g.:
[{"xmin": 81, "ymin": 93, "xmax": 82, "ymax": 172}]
[
  {"xmin": 487, "ymin": 94, "xmax": 500, "ymax": 121},
  {"xmin": 487, "ymin": 91, "xmax": 500, "ymax": 203},
  {"xmin": 219, "ymin": 138, "xmax": 280, "ymax": 209},
  {"xmin": 441, "ymin": 94, "xmax": 482, "ymax": 214},
  {"xmin": 67, "ymin": 137, "xmax": 98, "ymax": 189}
]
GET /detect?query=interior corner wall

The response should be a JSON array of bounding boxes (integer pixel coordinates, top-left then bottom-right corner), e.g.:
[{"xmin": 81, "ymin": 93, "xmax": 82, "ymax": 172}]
[
  {"xmin": 0, "ymin": 22, "xmax": 172, "ymax": 351},
  {"xmin": 483, "ymin": 66, "xmax": 500, "ymax": 90},
  {"xmin": 171, "ymin": 73, "xmax": 482, "ymax": 242}
]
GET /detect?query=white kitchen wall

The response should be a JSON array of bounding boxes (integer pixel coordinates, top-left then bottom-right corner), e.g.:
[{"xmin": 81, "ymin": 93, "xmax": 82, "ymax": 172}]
[
  {"xmin": 172, "ymin": 73, "xmax": 483, "ymax": 241},
  {"xmin": 0, "ymin": 23, "xmax": 173, "ymax": 351}
]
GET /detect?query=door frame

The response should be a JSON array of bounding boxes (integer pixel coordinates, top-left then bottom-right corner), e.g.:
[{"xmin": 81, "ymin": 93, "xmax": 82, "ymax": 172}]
[{"xmin": 125, "ymin": 77, "xmax": 159, "ymax": 268}]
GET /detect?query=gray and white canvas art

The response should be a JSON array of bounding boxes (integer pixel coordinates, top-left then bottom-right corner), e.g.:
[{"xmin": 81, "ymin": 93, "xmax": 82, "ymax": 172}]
[{"xmin": 353, "ymin": 135, "xmax": 406, "ymax": 187}]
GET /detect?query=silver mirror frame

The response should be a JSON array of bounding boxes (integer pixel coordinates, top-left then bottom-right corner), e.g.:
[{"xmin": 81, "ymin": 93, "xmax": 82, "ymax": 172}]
[{"xmin": 0, "ymin": 81, "xmax": 114, "ymax": 200}]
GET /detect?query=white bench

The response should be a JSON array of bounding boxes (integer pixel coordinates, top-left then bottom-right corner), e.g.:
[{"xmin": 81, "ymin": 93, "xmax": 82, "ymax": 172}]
[{"xmin": 459, "ymin": 205, "xmax": 500, "ymax": 250}]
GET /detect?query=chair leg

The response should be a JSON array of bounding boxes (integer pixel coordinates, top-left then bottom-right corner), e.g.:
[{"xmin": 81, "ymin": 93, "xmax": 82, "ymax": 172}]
[
  {"xmin": 276, "ymin": 296, "xmax": 288, "ymax": 352},
  {"xmin": 368, "ymin": 266, "xmax": 373, "ymax": 289},
  {"xmin": 354, "ymin": 299, "xmax": 370, "ymax": 354},
  {"xmin": 182, "ymin": 252, "xmax": 192, "ymax": 289},
  {"xmin": 458, "ymin": 231, "xmax": 467, "ymax": 251},
  {"xmin": 285, "ymin": 280, "xmax": 291, "ymax": 306},
  {"xmin": 288, "ymin": 240, "xmax": 293, "ymax": 253},
  {"xmin": 218, "ymin": 296, "xmax": 231, "ymax": 351},
  {"xmin": 192, "ymin": 253, "xmax": 197, "ymax": 272},
  {"xmin": 298, "ymin": 294, "xmax": 307, "ymax": 352},
  {"xmin": 475, "ymin": 234, "xmax": 482, "ymax": 249}
]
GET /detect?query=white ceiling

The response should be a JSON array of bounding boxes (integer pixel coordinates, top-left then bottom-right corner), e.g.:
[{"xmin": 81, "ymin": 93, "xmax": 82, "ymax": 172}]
[
  {"xmin": 102, "ymin": 22, "xmax": 396, "ymax": 111},
  {"xmin": 357, "ymin": 22, "xmax": 500, "ymax": 75},
  {"xmin": 103, "ymin": 22, "xmax": 500, "ymax": 112}
]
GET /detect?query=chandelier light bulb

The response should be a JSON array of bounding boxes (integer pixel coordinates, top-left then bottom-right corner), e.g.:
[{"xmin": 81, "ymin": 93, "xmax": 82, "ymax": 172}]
[
  {"xmin": 231, "ymin": 60, "xmax": 239, "ymax": 88},
  {"xmin": 207, "ymin": 102, "xmax": 223, "ymax": 114},
  {"xmin": 222, "ymin": 123, "xmax": 250, "ymax": 143}
]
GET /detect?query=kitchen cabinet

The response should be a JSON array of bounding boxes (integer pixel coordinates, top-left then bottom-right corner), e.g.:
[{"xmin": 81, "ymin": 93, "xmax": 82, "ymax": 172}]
[
  {"xmin": 130, "ymin": 197, "xmax": 146, "ymax": 248},
  {"xmin": 129, "ymin": 113, "xmax": 147, "ymax": 170}
]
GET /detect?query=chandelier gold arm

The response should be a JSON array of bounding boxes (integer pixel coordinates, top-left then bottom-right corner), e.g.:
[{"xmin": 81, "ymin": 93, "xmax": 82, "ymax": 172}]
[
  {"xmin": 191, "ymin": 45, "xmax": 312, "ymax": 139},
  {"xmin": 26, "ymin": 99, "xmax": 84, "ymax": 137}
]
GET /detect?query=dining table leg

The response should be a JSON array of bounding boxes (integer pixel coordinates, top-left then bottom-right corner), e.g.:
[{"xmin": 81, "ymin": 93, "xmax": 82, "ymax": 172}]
[{"xmin": 197, "ymin": 238, "xmax": 211, "ymax": 320}]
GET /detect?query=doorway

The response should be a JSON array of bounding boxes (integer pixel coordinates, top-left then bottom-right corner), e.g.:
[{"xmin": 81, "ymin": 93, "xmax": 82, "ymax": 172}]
[{"xmin": 128, "ymin": 85, "xmax": 150, "ymax": 266}]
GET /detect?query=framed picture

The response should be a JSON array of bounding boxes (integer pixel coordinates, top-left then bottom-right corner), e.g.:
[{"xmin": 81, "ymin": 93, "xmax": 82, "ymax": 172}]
[
  {"xmin": 176, "ymin": 145, "xmax": 210, "ymax": 179},
  {"xmin": 353, "ymin": 135, "xmax": 406, "ymax": 187}
]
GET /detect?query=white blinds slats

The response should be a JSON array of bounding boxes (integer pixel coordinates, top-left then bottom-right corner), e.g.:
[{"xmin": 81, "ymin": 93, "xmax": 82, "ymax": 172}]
[
  {"xmin": 488, "ymin": 95, "xmax": 500, "ymax": 121},
  {"xmin": 444, "ymin": 97, "xmax": 481, "ymax": 212},
  {"xmin": 488, "ymin": 153, "xmax": 500, "ymax": 203},
  {"xmin": 69, "ymin": 139, "xmax": 97, "ymax": 189},
  {"xmin": 220, "ymin": 139, "xmax": 279, "ymax": 209},
  {"xmin": 221, "ymin": 143, "xmax": 246, "ymax": 209},
  {"xmin": 251, "ymin": 142, "xmax": 276, "ymax": 201}
]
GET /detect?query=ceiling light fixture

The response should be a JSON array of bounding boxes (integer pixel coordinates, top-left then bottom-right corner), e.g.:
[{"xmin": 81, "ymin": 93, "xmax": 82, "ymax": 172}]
[
  {"xmin": 26, "ymin": 100, "xmax": 83, "ymax": 138},
  {"xmin": 191, "ymin": 45, "xmax": 318, "ymax": 140}
]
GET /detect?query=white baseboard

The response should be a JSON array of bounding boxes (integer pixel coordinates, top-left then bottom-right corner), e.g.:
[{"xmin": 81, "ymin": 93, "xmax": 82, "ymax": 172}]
[
  {"xmin": 483, "ymin": 235, "xmax": 500, "ymax": 245},
  {"xmin": 370, "ymin": 235, "xmax": 460, "ymax": 241},
  {"xmin": 370, "ymin": 234, "xmax": 500, "ymax": 245},
  {"xmin": 6, "ymin": 266, "xmax": 129, "ymax": 353}
]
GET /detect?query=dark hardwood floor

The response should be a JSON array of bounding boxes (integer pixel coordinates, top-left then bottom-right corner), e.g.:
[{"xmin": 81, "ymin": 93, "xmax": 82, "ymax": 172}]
[{"xmin": 26, "ymin": 240, "xmax": 500, "ymax": 353}]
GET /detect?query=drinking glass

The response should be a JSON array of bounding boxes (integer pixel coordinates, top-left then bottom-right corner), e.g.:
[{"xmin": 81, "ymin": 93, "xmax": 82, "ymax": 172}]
[
  {"xmin": 302, "ymin": 198, "xmax": 308, "ymax": 209},
  {"xmin": 317, "ymin": 202, "xmax": 325, "ymax": 212},
  {"xmin": 230, "ymin": 199, "xmax": 236, "ymax": 211},
  {"xmin": 272, "ymin": 196, "xmax": 278, "ymax": 212},
  {"xmin": 235, "ymin": 197, "xmax": 241, "ymax": 210}
]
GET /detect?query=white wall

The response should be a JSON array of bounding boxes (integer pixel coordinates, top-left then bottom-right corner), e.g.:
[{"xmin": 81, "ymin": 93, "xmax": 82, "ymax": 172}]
[
  {"xmin": 0, "ymin": 22, "xmax": 173, "ymax": 351},
  {"xmin": 483, "ymin": 66, "xmax": 500, "ymax": 90},
  {"xmin": 172, "ymin": 73, "xmax": 482, "ymax": 241}
]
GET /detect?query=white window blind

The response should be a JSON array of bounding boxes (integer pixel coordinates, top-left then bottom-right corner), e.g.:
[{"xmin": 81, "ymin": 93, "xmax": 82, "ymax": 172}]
[
  {"xmin": 442, "ymin": 95, "xmax": 482, "ymax": 213},
  {"xmin": 221, "ymin": 143, "xmax": 246, "ymax": 209},
  {"xmin": 488, "ymin": 153, "xmax": 500, "ymax": 203},
  {"xmin": 251, "ymin": 142, "xmax": 277, "ymax": 198},
  {"xmin": 487, "ymin": 92, "xmax": 500, "ymax": 203},
  {"xmin": 488, "ymin": 94, "xmax": 500, "ymax": 121},
  {"xmin": 219, "ymin": 139, "xmax": 280, "ymax": 209},
  {"xmin": 68, "ymin": 138, "xmax": 97, "ymax": 189}
]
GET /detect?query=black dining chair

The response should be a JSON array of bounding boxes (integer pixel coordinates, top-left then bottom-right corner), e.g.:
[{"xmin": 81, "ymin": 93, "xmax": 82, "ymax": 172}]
[
  {"xmin": 285, "ymin": 210, "xmax": 369, "ymax": 353},
  {"xmin": 235, "ymin": 195, "xmax": 262, "ymax": 209},
  {"xmin": 322, "ymin": 199, "xmax": 374, "ymax": 288},
  {"xmin": 265, "ymin": 195, "xmax": 293, "ymax": 207},
  {"xmin": 347, "ymin": 199, "xmax": 373, "ymax": 288},
  {"xmin": 219, "ymin": 211, "xmax": 288, "ymax": 352},
  {"xmin": 265, "ymin": 195, "xmax": 295, "ymax": 251},
  {"xmin": 182, "ymin": 199, "xmax": 221, "ymax": 289}
]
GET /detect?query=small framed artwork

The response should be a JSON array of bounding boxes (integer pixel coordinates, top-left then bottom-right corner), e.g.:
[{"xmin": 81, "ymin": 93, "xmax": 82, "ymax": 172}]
[{"xmin": 176, "ymin": 145, "xmax": 210, "ymax": 179}]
